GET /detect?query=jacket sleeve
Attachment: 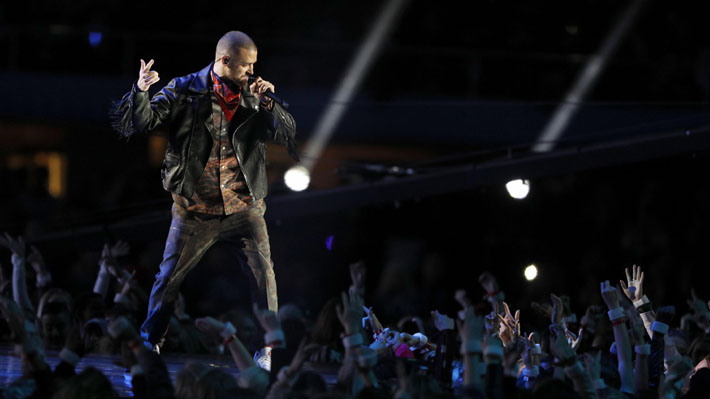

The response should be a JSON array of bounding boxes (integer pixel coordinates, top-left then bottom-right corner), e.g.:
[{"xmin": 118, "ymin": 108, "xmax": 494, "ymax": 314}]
[
  {"xmin": 110, "ymin": 80, "xmax": 176, "ymax": 138},
  {"xmin": 263, "ymin": 102, "xmax": 299, "ymax": 161}
]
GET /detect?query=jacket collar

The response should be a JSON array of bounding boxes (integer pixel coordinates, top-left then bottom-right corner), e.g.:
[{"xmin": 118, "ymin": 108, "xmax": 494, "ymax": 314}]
[
  {"xmin": 189, "ymin": 63, "xmax": 213, "ymax": 94},
  {"xmin": 190, "ymin": 63, "xmax": 260, "ymax": 110}
]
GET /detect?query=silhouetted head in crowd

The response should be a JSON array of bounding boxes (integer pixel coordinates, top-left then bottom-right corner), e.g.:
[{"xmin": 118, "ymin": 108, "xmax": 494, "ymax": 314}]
[
  {"xmin": 37, "ymin": 288, "xmax": 72, "ymax": 348},
  {"xmin": 311, "ymin": 297, "xmax": 344, "ymax": 349},
  {"xmin": 291, "ymin": 370, "xmax": 327, "ymax": 398},
  {"xmin": 310, "ymin": 393, "xmax": 355, "ymax": 399},
  {"xmin": 358, "ymin": 386, "xmax": 391, "ymax": 399},
  {"xmin": 73, "ymin": 292, "xmax": 105, "ymax": 324},
  {"xmin": 690, "ymin": 333, "xmax": 710, "ymax": 365},
  {"xmin": 278, "ymin": 303, "xmax": 305, "ymax": 324},
  {"xmin": 397, "ymin": 316, "xmax": 424, "ymax": 335},
  {"xmin": 531, "ymin": 376, "xmax": 577, "ymax": 399},
  {"xmin": 175, "ymin": 361, "xmax": 209, "ymax": 399},
  {"xmin": 196, "ymin": 368, "xmax": 260, "ymax": 399},
  {"xmin": 283, "ymin": 317, "xmax": 307, "ymax": 348},
  {"xmin": 73, "ymin": 292, "xmax": 112, "ymax": 353},
  {"xmin": 686, "ymin": 367, "xmax": 710, "ymax": 399},
  {"xmin": 391, "ymin": 370, "xmax": 442, "ymax": 399},
  {"xmin": 276, "ymin": 303, "xmax": 308, "ymax": 361},
  {"xmin": 51, "ymin": 366, "xmax": 117, "ymax": 399}
]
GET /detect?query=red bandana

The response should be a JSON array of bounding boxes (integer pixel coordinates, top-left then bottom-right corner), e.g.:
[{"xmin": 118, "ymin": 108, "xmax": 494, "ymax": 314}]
[{"xmin": 211, "ymin": 69, "xmax": 241, "ymax": 122}]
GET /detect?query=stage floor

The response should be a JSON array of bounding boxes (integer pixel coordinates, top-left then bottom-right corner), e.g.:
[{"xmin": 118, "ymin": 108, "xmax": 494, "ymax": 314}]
[{"xmin": 0, "ymin": 346, "xmax": 337, "ymax": 397}]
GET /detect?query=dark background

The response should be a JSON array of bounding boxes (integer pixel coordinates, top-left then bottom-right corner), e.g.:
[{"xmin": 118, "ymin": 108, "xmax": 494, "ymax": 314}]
[{"xmin": 1, "ymin": 0, "xmax": 710, "ymax": 325}]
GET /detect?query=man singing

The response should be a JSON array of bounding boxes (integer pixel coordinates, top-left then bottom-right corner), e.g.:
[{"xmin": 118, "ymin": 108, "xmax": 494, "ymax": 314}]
[{"xmin": 111, "ymin": 31, "xmax": 298, "ymax": 352}]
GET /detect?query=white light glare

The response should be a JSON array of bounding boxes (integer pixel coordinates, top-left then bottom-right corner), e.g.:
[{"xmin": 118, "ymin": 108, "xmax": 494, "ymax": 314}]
[
  {"xmin": 284, "ymin": 165, "xmax": 311, "ymax": 192},
  {"xmin": 524, "ymin": 264, "xmax": 538, "ymax": 281},
  {"xmin": 506, "ymin": 179, "xmax": 530, "ymax": 199}
]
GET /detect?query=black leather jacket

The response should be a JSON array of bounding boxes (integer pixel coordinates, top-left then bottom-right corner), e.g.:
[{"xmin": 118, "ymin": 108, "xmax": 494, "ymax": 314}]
[{"xmin": 110, "ymin": 63, "xmax": 298, "ymax": 200}]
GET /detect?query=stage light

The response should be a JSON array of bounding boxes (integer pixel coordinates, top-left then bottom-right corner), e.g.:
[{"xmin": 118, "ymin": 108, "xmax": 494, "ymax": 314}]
[
  {"xmin": 524, "ymin": 264, "xmax": 538, "ymax": 281},
  {"xmin": 300, "ymin": 0, "xmax": 409, "ymax": 173},
  {"xmin": 505, "ymin": 179, "xmax": 530, "ymax": 199},
  {"xmin": 325, "ymin": 235, "xmax": 334, "ymax": 251},
  {"xmin": 532, "ymin": 0, "xmax": 645, "ymax": 153},
  {"xmin": 88, "ymin": 32, "xmax": 103, "ymax": 48},
  {"xmin": 284, "ymin": 165, "xmax": 310, "ymax": 191}
]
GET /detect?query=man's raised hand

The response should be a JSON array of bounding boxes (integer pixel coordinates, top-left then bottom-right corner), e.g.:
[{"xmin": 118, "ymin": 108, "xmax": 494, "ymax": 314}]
[
  {"xmin": 431, "ymin": 310, "xmax": 454, "ymax": 331},
  {"xmin": 600, "ymin": 280, "xmax": 621, "ymax": 310},
  {"xmin": 110, "ymin": 240, "xmax": 131, "ymax": 258},
  {"xmin": 619, "ymin": 264, "xmax": 644, "ymax": 301},
  {"xmin": 137, "ymin": 59, "xmax": 160, "ymax": 92},
  {"xmin": 194, "ymin": 316, "xmax": 228, "ymax": 337},
  {"xmin": 1, "ymin": 233, "xmax": 25, "ymax": 258},
  {"xmin": 249, "ymin": 77, "xmax": 275, "ymax": 107},
  {"xmin": 252, "ymin": 302, "xmax": 281, "ymax": 333},
  {"xmin": 497, "ymin": 302, "xmax": 521, "ymax": 346},
  {"xmin": 335, "ymin": 291, "xmax": 364, "ymax": 336},
  {"xmin": 550, "ymin": 293, "xmax": 565, "ymax": 325}
]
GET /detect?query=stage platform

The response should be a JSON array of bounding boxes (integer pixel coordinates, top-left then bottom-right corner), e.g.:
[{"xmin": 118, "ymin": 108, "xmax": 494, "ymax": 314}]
[{"xmin": 0, "ymin": 346, "xmax": 338, "ymax": 397}]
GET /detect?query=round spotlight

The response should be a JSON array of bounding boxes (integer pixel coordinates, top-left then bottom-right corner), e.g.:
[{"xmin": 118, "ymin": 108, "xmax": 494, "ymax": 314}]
[
  {"xmin": 506, "ymin": 179, "xmax": 530, "ymax": 199},
  {"xmin": 88, "ymin": 31, "xmax": 103, "ymax": 48},
  {"xmin": 524, "ymin": 264, "xmax": 538, "ymax": 281},
  {"xmin": 284, "ymin": 165, "xmax": 311, "ymax": 192}
]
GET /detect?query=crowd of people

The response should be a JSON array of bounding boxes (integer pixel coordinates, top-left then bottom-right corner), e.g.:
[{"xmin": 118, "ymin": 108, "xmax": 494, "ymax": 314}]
[{"xmin": 1, "ymin": 232, "xmax": 710, "ymax": 399}]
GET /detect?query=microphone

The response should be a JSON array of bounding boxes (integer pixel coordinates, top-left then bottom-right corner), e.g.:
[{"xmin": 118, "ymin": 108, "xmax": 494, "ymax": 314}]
[{"xmin": 247, "ymin": 76, "xmax": 289, "ymax": 109}]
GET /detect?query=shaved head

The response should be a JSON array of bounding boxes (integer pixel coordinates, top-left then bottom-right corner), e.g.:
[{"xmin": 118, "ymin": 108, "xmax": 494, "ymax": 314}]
[
  {"xmin": 215, "ymin": 31, "xmax": 257, "ymax": 59},
  {"xmin": 213, "ymin": 31, "xmax": 258, "ymax": 88}
]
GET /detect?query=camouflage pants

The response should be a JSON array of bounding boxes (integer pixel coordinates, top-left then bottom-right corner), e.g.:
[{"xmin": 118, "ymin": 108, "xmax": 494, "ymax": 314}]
[{"xmin": 140, "ymin": 202, "xmax": 277, "ymax": 346}]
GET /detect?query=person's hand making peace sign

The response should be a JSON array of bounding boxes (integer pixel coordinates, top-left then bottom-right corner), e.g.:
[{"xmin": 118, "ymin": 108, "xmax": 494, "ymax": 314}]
[{"xmin": 137, "ymin": 59, "xmax": 160, "ymax": 91}]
